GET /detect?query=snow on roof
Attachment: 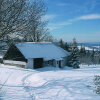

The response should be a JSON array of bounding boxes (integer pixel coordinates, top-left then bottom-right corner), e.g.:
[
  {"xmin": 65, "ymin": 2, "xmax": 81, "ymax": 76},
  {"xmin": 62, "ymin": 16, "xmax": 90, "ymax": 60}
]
[{"xmin": 15, "ymin": 42, "xmax": 69, "ymax": 60}]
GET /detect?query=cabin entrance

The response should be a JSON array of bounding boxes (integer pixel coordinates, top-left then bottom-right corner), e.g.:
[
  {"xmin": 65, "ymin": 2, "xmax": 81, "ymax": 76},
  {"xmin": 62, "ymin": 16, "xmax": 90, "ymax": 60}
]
[
  {"xmin": 58, "ymin": 61, "xmax": 62, "ymax": 68},
  {"xmin": 34, "ymin": 58, "xmax": 43, "ymax": 69}
]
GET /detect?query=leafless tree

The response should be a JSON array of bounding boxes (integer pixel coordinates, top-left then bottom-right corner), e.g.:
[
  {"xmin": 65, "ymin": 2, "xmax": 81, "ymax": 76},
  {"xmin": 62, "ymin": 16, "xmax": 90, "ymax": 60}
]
[
  {"xmin": 0, "ymin": 0, "xmax": 27, "ymax": 44},
  {"xmin": 0, "ymin": 0, "xmax": 53, "ymax": 46},
  {"xmin": 23, "ymin": 0, "xmax": 53, "ymax": 42}
]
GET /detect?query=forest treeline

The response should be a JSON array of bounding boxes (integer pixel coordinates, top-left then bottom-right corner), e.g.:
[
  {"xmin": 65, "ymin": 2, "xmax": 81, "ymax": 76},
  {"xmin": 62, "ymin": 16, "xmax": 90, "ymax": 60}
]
[{"xmin": 59, "ymin": 39, "xmax": 100, "ymax": 66}]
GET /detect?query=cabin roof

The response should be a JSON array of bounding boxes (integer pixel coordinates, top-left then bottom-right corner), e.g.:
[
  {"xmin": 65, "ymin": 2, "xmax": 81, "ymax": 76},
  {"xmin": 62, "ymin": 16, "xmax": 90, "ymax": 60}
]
[{"xmin": 15, "ymin": 42, "xmax": 69, "ymax": 60}]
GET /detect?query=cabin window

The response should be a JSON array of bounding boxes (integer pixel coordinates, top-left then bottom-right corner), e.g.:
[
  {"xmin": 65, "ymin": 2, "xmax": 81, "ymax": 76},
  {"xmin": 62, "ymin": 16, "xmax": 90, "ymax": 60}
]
[
  {"xmin": 44, "ymin": 60, "xmax": 53, "ymax": 66},
  {"xmin": 44, "ymin": 61, "xmax": 49, "ymax": 65}
]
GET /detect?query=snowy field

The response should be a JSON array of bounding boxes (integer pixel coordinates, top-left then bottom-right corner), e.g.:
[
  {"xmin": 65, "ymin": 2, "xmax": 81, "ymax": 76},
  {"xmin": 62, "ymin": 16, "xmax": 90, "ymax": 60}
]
[{"xmin": 0, "ymin": 64, "xmax": 100, "ymax": 100}]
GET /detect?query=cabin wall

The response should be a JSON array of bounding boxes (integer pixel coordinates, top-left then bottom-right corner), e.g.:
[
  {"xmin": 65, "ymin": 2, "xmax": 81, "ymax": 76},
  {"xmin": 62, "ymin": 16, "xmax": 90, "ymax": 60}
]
[
  {"xmin": 53, "ymin": 60, "xmax": 61, "ymax": 67},
  {"xmin": 26, "ymin": 58, "xmax": 34, "ymax": 69},
  {"xmin": 44, "ymin": 58, "xmax": 67, "ymax": 68},
  {"xmin": 44, "ymin": 60, "xmax": 54, "ymax": 67},
  {"xmin": 53, "ymin": 57, "xmax": 67, "ymax": 68},
  {"xmin": 53, "ymin": 60, "xmax": 57, "ymax": 67},
  {"xmin": 62, "ymin": 57, "xmax": 67, "ymax": 67},
  {"xmin": 3, "ymin": 44, "xmax": 27, "ymax": 62},
  {"xmin": 56, "ymin": 61, "xmax": 60, "ymax": 68}
]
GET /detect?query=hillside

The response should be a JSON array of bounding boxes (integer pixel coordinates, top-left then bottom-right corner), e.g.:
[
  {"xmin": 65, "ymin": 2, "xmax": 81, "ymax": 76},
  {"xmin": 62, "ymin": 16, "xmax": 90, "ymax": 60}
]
[
  {"xmin": 0, "ymin": 64, "xmax": 100, "ymax": 100},
  {"xmin": 78, "ymin": 42, "xmax": 100, "ymax": 50}
]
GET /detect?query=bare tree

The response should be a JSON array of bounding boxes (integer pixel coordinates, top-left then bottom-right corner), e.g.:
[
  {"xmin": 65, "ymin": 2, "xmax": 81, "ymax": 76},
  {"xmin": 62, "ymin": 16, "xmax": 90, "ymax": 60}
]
[
  {"xmin": 23, "ymin": 0, "xmax": 53, "ymax": 42},
  {"xmin": 0, "ymin": 0, "xmax": 53, "ymax": 45},
  {"xmin": 0, "ymin": 0, "xmax": 27, "ymax": 44}
]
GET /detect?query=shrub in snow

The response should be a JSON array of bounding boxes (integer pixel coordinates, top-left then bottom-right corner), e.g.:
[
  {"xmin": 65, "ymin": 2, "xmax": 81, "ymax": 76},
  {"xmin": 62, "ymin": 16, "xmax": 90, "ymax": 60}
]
[
  {"xmin": 94, "ymin": 75, "xmax": 100, "ymax": 94},
  {"xmin": 67, "ymin": 38, "xmax": 80, "ymax": 68}
]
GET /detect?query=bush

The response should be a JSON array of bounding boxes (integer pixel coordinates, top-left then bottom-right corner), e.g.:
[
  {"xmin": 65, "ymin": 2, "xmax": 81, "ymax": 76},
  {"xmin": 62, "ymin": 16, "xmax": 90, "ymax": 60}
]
[{"xmin": 93, "ymin": 75, "xmax": 100, "ymax": 94}]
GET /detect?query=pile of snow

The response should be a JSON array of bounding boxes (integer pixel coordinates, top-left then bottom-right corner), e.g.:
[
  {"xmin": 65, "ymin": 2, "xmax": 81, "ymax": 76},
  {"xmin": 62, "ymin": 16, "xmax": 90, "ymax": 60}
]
[
  {"xmin": 3, "ymin": 60, "xmax": 26, "ymax": 65},
  {"xmin": 0, "ymin": 64, "xmax": 100, "ymax": 100}
]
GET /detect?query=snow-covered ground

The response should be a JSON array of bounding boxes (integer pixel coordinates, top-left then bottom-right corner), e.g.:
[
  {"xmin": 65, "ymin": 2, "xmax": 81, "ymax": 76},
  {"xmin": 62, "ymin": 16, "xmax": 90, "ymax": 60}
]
[
  {"xmin": 0, "ymin": 64, "xmax": 100, "ymax": 100},
  {"xmin": 78, "ymin": 46, "xmax": 95, "ymax": 51},
  {"xmin": 93, "ymin": 46, "xmax": 100, "ymax": 50}
]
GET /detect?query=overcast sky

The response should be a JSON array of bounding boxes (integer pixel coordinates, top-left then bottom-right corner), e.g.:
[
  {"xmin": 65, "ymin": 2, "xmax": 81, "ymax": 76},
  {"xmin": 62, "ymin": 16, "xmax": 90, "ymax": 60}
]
[{"xmin": 44, "ymin": 0, "xmax": 100, "ymax": 42}]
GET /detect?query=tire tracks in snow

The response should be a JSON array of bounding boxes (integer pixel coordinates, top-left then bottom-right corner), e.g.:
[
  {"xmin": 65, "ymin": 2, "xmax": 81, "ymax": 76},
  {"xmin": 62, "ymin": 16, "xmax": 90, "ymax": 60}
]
[{"xmin": 21, "ymin": 70, "xmax": 41, "ymax": 100}]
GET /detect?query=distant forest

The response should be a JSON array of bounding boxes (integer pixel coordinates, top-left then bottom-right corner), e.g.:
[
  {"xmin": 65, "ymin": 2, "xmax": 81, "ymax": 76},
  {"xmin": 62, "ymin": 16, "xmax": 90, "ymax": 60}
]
[{"xmin": 59, "ymin": 39, "xmax": 100, "ymax": 66}]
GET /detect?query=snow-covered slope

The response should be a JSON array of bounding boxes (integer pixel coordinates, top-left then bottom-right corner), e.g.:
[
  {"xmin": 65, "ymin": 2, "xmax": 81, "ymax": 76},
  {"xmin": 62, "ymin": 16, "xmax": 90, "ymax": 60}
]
[
  {"xmin": 78, "ymin": 42, "xmax": 100, "ymax": 51},
  {"xmin": 78, "ymin": 46, "xmax": 96, "ymax": 51},
  {"xmin": 0, "ymin": 64, "xmax": 100, "ymax": 100}
]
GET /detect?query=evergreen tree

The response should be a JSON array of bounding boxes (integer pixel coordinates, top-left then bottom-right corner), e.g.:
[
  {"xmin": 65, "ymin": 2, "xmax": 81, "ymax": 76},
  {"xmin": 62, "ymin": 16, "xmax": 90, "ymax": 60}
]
[
  {"xmin": 80, "ymin": 45, "xmax": 86, "ymax": 55},
  {"xmin": 67, "ymin": 38, "xmax": 80, "ymax": 68},
  {"xmin": 79, "ymin": 45, "xmax": 86, "ymax": 64},
  {"xmin": 85, "ymin": 50, "xmax": 92, "ymax": 65},
  {"xmin": 59, "ymin": 39, "xmax": 64, "ymax": 49},
  {"xmin": 91, "ymin": 48, "xmax": 95, "ymax": 64},
  {"xmin": 64, "ymin": 42, "xmax": 70, "ymax": 52},
  {"xmin": 67, "ymin": 43, "xmax": 72, "ymax": 52}
]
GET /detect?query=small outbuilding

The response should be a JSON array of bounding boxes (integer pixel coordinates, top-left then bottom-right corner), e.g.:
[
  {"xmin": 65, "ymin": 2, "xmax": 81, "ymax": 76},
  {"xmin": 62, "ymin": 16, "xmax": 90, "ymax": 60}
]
[{"xmin": 3, "ymin": 42, "xmax": 69, "ymax": 69}]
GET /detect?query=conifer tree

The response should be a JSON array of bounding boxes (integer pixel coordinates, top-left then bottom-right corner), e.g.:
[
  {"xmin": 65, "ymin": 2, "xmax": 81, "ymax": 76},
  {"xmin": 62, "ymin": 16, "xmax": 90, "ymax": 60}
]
[
  {"xmin": 59, "ymin": 39, "xmax": 64, "ymax": 49},
  {"xmin": 79, "ymin": 45, "xmax": 86, "ymax": 64},
  {"xmin": 67, "ymin": 38, "xmax": 80, "ymax": 68},
  {"xmin": 91, "ymin": 48, "xmax": 95, "ymax": 64},
  {"xmin": 64, "ymin": 42, "xmax": 70, "ymax": 52},
  {"xmin": 80, "ymin": 45, "xmax": 86, "ymax": 55}
]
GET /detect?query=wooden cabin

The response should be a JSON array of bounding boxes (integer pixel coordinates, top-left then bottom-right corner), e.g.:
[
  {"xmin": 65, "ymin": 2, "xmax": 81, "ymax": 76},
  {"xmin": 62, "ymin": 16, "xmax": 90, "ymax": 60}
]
[{"xmin": 3, "ymin": 42, "xmax": 69, "ymax": 69}]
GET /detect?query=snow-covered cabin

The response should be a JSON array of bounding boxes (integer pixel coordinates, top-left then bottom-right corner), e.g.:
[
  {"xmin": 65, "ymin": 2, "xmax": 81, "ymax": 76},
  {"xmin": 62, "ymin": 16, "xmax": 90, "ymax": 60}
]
[{"xmin": 3, "ymin": 42, "xmax": 69, "ymax": 69}]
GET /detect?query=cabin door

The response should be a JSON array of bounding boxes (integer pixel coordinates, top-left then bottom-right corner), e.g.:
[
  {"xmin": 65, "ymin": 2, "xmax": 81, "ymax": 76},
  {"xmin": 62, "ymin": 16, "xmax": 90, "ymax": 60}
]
[
  {"xmin": 58, "ymin": 61, "xmax": 61, "ymax": 68},
  {"xmin": 34, "ymin": 58, "xmax": 43, "ymax": 69}
]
